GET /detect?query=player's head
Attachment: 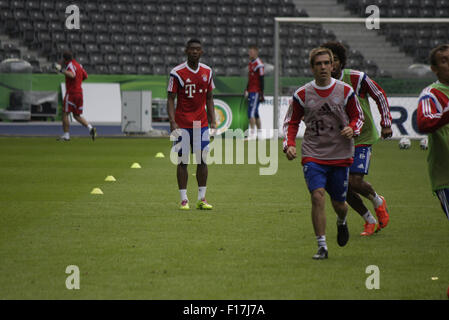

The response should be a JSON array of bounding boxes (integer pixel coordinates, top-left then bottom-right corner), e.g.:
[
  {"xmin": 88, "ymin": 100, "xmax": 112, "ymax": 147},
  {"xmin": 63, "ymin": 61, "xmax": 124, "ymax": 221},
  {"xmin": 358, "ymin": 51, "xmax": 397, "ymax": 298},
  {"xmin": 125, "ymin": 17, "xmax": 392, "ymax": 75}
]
[
  {"xmin": 309, "ymin": 47, "xmax": 334, "ymax": 83},
  {"xmin": 430, "ymin": 44, "xmax": 449, "ymax": 84},
  {"xmin": 62, "ymin": 50, "xmax": 73, "ymax": 64},
  {"xmin": 185, "ymin": 39, "xmax": 203, "ymax": 63},
  {"xmin": 321, "ymin": 41, "xmax": 347, "ymax": 78},
  {"xmin": 248, "ymin": 45, "xmax": 259, "ymax": 60}
]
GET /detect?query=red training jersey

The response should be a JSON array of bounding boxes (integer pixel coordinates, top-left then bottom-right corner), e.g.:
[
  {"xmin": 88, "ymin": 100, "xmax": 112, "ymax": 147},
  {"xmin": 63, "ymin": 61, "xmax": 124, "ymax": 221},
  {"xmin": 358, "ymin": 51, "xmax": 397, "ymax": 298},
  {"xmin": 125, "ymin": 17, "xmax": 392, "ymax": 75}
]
[
  {"xmin": 340, "ymin": 69, "xmax": 392, "ymax": 128},
  {"xmin": 167, "ymin": 62, "xmax": 214, "ymax": 129},
  {"xmin": 283, "ymin": 79, "xmax": 364, "ymax": 166},
  {"xmin": 247, "ymin": 57, "xmax": 264, "ymax": 93},
  {"xmin": 65, "ymin": 59, "xmax": 87, "ymax": 95},
  {"xmin": 417, "ymin": 82, "xmax": 449, "ymax": 133}
]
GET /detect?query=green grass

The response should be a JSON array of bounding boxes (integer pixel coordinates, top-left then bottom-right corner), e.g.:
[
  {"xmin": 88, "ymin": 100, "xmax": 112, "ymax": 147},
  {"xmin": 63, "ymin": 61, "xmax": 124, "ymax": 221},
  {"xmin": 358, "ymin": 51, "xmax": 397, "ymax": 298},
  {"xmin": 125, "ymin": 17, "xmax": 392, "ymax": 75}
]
[{"xmin": 0, "ymin": 137, "xmax": 448, "ymax": 300}]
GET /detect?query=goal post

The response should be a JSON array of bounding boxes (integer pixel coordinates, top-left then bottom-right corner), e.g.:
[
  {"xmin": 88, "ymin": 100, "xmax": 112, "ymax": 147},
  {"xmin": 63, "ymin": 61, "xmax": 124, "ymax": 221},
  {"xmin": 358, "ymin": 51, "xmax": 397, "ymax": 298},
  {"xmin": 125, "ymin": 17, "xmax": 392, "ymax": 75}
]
[{"xmin": 273, "ymin": 17, "xmax": 449, "ymax": 130}]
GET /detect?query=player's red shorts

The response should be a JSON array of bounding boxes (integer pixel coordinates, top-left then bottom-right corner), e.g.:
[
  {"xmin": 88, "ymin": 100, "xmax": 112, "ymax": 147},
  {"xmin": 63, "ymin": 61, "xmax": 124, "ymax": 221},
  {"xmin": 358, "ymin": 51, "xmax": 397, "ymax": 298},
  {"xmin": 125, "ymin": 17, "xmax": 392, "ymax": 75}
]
[{"xmin": 63, "ymin": 93, "xmax": 83, "ymax": 115}]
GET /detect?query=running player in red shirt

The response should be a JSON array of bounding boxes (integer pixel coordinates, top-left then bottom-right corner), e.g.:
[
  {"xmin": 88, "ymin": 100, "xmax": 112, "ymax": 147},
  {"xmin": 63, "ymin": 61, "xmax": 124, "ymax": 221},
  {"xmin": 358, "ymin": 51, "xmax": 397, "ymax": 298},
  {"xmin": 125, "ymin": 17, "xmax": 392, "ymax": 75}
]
[
  {"xmin": 322, "ymin": 41, "xmax": 391, "ymax": 236},
  {"xmin": 244, "ymin": 45, "xmax": 264, "ymax": 140},
  {"xmin": 167, "ymin": 39, "xmax": 216, "ymax": 210},
  {"xmin": 55, "ymin": 51, "xmax": 96, "ymax": 141},
  {"xmin": 283, "ymin": 47, "xmax": 364, "ymax": 259}
]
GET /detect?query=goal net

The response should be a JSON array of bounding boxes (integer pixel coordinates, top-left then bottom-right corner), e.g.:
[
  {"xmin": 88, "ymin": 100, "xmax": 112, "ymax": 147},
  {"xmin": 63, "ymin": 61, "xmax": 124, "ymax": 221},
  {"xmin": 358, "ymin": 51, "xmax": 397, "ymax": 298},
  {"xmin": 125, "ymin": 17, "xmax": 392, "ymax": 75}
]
[{"xmin": 272, "ymin": 17, "xmax": 449, "ymax": 140}]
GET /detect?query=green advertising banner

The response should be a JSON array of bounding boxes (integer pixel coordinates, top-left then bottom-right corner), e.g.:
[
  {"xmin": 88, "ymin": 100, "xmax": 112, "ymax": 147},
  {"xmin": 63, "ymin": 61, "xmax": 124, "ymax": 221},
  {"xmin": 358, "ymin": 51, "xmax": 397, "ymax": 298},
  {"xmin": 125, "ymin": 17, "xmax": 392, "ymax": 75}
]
[{"xmin": 213, "ymin": 95, "xmax": 248, "ymax": 136}]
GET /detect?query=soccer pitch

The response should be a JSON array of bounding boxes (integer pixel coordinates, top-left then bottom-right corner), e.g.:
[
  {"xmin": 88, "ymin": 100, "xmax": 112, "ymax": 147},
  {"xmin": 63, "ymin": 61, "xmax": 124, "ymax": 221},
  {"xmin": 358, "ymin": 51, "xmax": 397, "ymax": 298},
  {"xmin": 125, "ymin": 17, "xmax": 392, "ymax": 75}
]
[{"xmin": 0, "ymin": 137, "xmax": 448, "ymax": 300}]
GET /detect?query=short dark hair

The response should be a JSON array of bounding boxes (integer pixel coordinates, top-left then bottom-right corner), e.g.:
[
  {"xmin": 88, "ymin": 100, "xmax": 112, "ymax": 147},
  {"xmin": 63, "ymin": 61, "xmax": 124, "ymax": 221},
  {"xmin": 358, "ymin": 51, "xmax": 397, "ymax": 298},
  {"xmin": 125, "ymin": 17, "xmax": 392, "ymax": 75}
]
[
  {"xmin": 248, "ymin": 44, "xmax": 259, "ymax": 50},
  {"xmin": 430, "ymin": 44, "xmax": 449, "ymax": 66},
  {"xmin": 62, "ymin": 50, "xmax": 73, "ymax": 61},
  {"xmin": 321, "ymin": 41, "xmax": 347, "ymax": 69},
  {"xmin": 186, "ymin": 38, "xmax": 201, "ymax": 48}
]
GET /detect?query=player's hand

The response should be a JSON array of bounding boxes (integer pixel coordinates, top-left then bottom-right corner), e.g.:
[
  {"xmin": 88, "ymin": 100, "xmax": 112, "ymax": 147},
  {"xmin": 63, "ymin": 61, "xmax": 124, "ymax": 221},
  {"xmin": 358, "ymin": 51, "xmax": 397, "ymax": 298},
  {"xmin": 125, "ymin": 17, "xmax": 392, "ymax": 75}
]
[
  {"xmin": 54, "ymin": 62, "xmax": 62, "ymax": 73},
  {"xmin": 169, "ymin": 120, "xmax": 179, "ymax": 133},
  {"xmin": 244, "ymin": 90, "xmax": 248, "ymax": 98},
  {"xmin": 286, "ymin": 146, "xmax": 297, "ymax": 160},
  {"xmin": 259, "ymin": 94, "xmax": 265, "ymax": 102},
  {"xmin": 209, "ymin": 121, "xmax": 217, "ymax": 136},
  {"xmin": 381, "ymin": 127, "xmax": 393, "ymax": 139},
  {"xmin": 340, "ymin": 126, "xmax": 354, "ymax": 139}
]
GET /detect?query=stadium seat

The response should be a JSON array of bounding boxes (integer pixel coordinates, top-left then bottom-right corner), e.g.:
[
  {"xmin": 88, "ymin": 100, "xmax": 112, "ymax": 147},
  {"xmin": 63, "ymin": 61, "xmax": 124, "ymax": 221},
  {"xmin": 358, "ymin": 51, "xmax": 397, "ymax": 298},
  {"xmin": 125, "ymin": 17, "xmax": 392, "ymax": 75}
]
[
  {"xmin": 109, "ymin": 64, "xmax": 123, "ymax": 74},
  {"xmin": 123, "ymin": 64, "xmax": 137, "ymax": 74},
  {"xmin": 137, "ymin": 65, "xmax": 152, "ymax": 75},
  {"xmin": 95, "ymin": 65, "xmax": 109, "ymax": 74},
  {"xmin": 105, "ymin": 54, "xmax": 118, "ymax": 65}
]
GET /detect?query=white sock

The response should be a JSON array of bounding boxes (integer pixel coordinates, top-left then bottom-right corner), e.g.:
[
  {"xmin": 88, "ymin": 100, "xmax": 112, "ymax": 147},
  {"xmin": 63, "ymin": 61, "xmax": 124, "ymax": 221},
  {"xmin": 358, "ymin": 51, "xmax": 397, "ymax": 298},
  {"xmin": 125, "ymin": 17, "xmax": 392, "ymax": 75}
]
[
  {"xmin": 179, "ymin": 189, "xmax": 188, "ymax": 202},
  {"xmin": 337, "ymin": 215, "xmax": 347, "ymax": 226},
  {"xmin": 316, "ymin": 235, "xmax": 327, "ymax": 250},
  {"xmin": 371, "ymin": 193, "xmax": 383, "ymax": 208},
  {"xmin": 198, "ymin": 186, "xmax": 206, "ymax": 200},
  {"xmin": 363, "ymin": 210, "xmax": 377, "ymax": 224},
  {"xmin": 87, "ymin": 124, "xmax": 93, "ymax": 130},
  {"xmin": 63, "ymin": 132, "xmax": 70, "ymax": 139}
]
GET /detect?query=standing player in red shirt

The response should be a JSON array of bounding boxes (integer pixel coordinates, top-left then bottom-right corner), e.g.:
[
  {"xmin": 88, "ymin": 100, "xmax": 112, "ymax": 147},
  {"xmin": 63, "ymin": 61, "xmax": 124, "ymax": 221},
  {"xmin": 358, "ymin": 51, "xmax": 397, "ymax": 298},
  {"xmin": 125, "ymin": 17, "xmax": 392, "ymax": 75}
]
[
  {"xmin": 167, "ymin": 39, "xmax": 217, "ymax": 210},
  {"xmin": 55, "ymin": 51, "xmax": 96, "ymax": 141},
  {"xmin": 283, "ymin": 47, "xmax": 364, "ymax": 259},
  {"xmin": 244, "ymin": 45, "xmax": 264, "ymax": 140}
]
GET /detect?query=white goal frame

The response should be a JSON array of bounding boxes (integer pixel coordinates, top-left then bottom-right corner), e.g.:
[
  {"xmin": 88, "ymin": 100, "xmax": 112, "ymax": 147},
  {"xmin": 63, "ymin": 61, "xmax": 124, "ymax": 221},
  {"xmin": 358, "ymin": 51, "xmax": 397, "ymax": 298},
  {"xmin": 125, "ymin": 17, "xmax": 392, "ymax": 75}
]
[{"xmin": 273, "ymin": 17, "xmax": 449, "ymax": 129}]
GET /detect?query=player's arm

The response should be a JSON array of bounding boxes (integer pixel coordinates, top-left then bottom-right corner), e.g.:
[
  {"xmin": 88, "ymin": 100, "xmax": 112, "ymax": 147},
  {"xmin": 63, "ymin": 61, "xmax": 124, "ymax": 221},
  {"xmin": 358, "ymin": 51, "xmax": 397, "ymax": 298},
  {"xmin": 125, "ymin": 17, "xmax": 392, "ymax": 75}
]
[
  {"xmin": 283, "ymin": 97, "xmax": 304, "ymax": 160},
  {"xmin": 343, "ymin": 89, "xmax": 364, "ymax": 139},
  {"xmin": 206, "ymin": 90, "xmax": 216, "ymax": 130},
  {"xmin": 167, "ymin": 92, "xmax": 178, "ymax": 132},
  {"xmin": 55, "ymin": 62, "xmax": 76, "ymax": 79},
  {"xmin": 417, "ymin": 95, "xmax": 449, "ymax": 133},
  {"xmin": 362, "ymin": 75, "xmax": 392, "ymax": 138},
  {"xmin": 259, "ymin": 65, "xmax": 265, "ymax": 102}
]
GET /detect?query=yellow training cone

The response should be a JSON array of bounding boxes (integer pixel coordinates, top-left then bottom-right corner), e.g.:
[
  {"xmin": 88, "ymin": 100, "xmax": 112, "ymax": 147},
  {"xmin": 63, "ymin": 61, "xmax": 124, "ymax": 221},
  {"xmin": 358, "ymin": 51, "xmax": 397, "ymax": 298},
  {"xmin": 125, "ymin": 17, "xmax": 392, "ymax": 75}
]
[
  {"xmin": 155, "ymin": 152, "xmax": 165, "ymax": 158},
  {"xmin": 91, "ymin": 188, "xmax": 104, "ymax": 195},
  {"xmin": 105, "ymin": 175, "xmax": 116, "ymax": 182},
  {"xmin": 131, "ymin": 162, "xmax": 141, "ymax": 169}
]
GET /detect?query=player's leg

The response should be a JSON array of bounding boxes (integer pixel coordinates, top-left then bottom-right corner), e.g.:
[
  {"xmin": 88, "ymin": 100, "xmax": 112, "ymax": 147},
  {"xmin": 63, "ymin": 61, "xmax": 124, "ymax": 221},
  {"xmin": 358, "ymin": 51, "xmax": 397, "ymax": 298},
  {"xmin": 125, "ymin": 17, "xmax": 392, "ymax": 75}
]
[
  {"xmin": 246, "ymin": 92, "xmax": 258, "ymax": 139},
  {"xmin": 60, "ymin": 111, "xmax": 71, "ymax": 141},
  {"xmin": 346, "ymin": 184, "xmax": 377, "ymax": 236},
  {"xmin": 176, "ymin": 128, "xmax": 191, "ymax": 209},
  {"xmin": 349, "ymin": 146, "xmax": 389, "ymax": 230},
  {"xmin": 436, "ymin": 188, "xmax": 449, "ymax": 220},
  {"xmin": 69, "ymin": 94, "xmax": 96, "ymax": 140},
  {"xmin": 326, "ymin": 166, "xmax": 350, "ymax": 247},
  {"xmin": 195, "ymin": 126, "xmax": 212, "ymax": 209},
  {"xmin": 303, "ymin": 162, "xmax": 329, "ymax": 259},
  {"xmin": 59, "ymin": 95, "xmax": 70, "ymax": 141}
]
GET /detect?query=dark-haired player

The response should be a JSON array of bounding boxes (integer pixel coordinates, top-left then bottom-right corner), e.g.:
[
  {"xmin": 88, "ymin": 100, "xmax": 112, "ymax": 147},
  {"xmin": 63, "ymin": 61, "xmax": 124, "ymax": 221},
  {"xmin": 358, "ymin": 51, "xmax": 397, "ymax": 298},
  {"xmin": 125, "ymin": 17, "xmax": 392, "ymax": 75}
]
[
  {"xmin": 167, "ymin": 39, "xmax": 216, "ymax": 210},
  {"xmin": 55, "ymin": 50, "xmax": 96, "ymax": 141},
  {"xmin": 322, "ymin": 41, "xmax": 392, "ymax": 236}
]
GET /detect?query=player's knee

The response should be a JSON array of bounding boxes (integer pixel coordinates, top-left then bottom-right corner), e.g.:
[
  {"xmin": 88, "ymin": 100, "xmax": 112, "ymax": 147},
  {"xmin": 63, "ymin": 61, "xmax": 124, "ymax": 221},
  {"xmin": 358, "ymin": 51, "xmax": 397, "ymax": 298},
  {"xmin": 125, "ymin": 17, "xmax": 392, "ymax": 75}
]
[
  {"xmin": 311, "ymin": 189, "xmax": 325, "ymax": 206},
  {"xmin": 332, "ymin": 200, "xmax": 348, "ymax": 214},
  {"xmin": 349, "ymin": 174, "xmax": 364, "ymax": 189}
]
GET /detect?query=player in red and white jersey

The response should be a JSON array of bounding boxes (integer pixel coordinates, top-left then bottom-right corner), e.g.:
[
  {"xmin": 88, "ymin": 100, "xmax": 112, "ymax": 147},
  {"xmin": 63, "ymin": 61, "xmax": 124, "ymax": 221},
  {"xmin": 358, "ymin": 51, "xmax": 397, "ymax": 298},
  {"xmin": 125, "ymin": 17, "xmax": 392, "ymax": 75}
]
[
  {"xmin": 167, "ymin": 39, "xmax": 216, "ymax": 210},
  {"xmin": 284, "ymin": 80, "xmax": 364, "ymax": 167},
  {"xmin": 322, "ymin": 41, "xmax": 392, "ymax": 236},
  {"xmin": 55, "ymin": 50, "xmax": 96, "ymax": 141},
  {"xmin": 244, "ymin": 45, "xmax": 265, "ymax": 139},
  {"xmin": 416, "ymin": 44, "xmax": 449, "ymax": 220},
  {"xmin": 283, "ymin": 47, "xmax": 364, "ymax": 260}
]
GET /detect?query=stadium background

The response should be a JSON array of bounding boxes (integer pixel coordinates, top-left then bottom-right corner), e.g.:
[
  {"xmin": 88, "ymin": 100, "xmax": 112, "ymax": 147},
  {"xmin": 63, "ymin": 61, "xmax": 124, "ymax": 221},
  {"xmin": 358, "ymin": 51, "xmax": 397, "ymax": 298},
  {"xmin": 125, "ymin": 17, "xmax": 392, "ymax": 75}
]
[
  {"xmin": 1, "ymin": 0, "xmax": 449, "ymax": 302},
  {"xmin": 0, "ymin": 0, "xmax": 448, "ymax": 137}
]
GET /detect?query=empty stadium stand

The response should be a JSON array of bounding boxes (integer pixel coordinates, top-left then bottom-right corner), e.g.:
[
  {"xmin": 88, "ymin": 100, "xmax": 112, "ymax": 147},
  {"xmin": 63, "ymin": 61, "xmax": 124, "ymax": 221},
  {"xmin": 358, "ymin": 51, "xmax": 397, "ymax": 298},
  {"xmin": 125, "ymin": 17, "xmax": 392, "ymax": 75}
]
[
  {"xmin": 340, "ymin": 0, "xmax": 449, "ymax": 64},
  {"xmin": 2, "ymin": 0, "xmax": 440, "ymax": 78}
]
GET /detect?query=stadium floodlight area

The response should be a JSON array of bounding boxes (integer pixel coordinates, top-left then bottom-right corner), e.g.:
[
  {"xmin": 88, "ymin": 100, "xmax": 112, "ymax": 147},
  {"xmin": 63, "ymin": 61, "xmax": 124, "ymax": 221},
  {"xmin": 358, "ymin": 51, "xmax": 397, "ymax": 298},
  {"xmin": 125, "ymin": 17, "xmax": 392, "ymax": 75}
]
[{"xmin": 273, "ymin": 17, "xmax": 449, "ymax": 130}]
